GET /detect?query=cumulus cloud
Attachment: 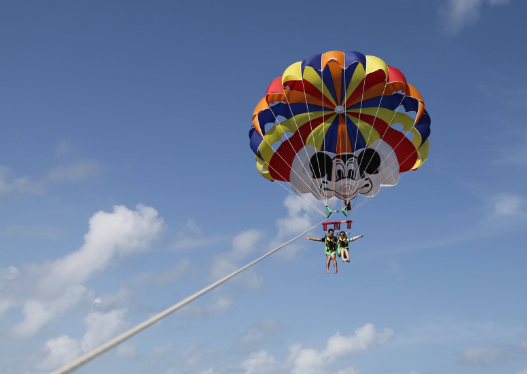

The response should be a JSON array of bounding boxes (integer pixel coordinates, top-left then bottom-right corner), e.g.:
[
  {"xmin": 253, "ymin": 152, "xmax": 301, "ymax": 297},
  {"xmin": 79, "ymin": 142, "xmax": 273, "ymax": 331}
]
[
  {"xmin": 493, "ymin": 194, "xmax": 524, "ymax": 217},
  {"xmin": 7, "ymin": 204, "xmax": 163, "ymax": 338},
  {"xmin": 457, "ymin": 344, "xmax": 507, "ymax": 366},
  {"xmin": 271, "ymin": 194, "xmax": 319, "ymax": 261},
  {"xmin": 440, "ymin": 0, "xmax": 510, "ymax": 34},
  {"xmin": 287, "ymin": 324, "xmax": 394, "ymax": 374},
  {"xmin": 241, "ymin": 350, "xmax": 279, "ymax": 374},
  {"xmin": 37, "ymin": 309, "xmax": 128, "ymax": 371},
  {"xmin": 236, "ymin": 324, "xmax": 393, "ymax": 374}
]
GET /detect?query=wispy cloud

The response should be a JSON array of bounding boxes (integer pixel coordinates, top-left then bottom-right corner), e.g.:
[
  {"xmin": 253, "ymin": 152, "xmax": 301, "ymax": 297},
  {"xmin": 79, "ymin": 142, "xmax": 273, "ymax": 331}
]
[
  {"xmin": 0, "ymin": 140, "xmax": 103, "ymax": 196},
  {"xmin": 458, "ymin": 344, "xmax": 508, "ymax": 366},
  {"xmin": 457, "ymin": 339, "xmax": 527, "ymax": 367},
  {"xmin": 440, "ymin": 0, "xmax": 510, "ymax": 34},
  {"xmin": 492, "ymin": 194, "xmax": 524, "ymax": 217}
]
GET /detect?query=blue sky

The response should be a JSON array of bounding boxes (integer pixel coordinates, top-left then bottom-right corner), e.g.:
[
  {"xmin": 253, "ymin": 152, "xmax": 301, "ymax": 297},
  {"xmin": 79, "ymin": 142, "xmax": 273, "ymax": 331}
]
[{"xmin": 1, "ymin": 0, "xmax": 527, "ymax": 373}]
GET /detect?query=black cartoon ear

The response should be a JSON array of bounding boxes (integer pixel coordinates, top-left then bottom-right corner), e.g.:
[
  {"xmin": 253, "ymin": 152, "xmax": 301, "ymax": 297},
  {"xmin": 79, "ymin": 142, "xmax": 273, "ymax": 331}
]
[
  {"xmin": 309, "ymin": 152, "xmax": 333, "ymax": 180},
  {"xmin": 357, "ymin": 148, "xmax": 381, "ymax": 177}
]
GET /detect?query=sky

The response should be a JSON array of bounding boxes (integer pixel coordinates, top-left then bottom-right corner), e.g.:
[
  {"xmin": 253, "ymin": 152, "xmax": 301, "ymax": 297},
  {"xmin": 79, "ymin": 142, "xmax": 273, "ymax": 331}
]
[{"xmin": 0, "ymin": 0, "xmax": 527, "ymax": 373}]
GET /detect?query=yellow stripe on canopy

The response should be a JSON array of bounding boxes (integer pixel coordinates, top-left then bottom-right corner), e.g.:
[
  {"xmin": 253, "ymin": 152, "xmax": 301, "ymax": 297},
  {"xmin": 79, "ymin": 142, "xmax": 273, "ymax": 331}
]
[
  {"xmin": 258, "ymin": 112, "xmax": 326, "ymax": 163},
  {"xmin": 365, "ymin": 55, "xmax": 388, "ymax": 77},
  {"xmin": 302, "ymin": 66, "xmax": 337, "ymax": 106},
  {"xmin": 282, "ymin": 61, "xmax": 302, "ymax": 84},
  {"xmin": 346, "ymin": 114, "xmax": 381, "ymax": 146},
  {"xmin": 305, "ymin": 114, "xmax": 336, "ymax": 149},
  {"xmin": 344, "ymin": 63, "xmax": 365, "ymax": 103},
  {"xmin": 256, "ymin": 156, "xmax": 274, "ymax": 181}
]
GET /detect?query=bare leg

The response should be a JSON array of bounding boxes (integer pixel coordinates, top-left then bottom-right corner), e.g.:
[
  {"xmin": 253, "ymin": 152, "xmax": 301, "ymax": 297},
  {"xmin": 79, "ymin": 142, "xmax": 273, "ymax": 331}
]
[
  {"xmin": 326, "ymin": 256, "xmax": 331, "ymax": 274},
  {"xmin": 343, "ymin": 248, "xmax": 349, "ymax": 262},
  {"xmin": 332, "ymin": 254, "xmax": 337, "ymax": 274}
]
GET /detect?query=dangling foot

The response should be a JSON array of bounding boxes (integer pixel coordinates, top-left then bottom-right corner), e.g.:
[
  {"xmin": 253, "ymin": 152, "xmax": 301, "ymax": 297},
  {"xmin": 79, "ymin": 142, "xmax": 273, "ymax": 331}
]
[
  {"xmin": 334, "ymin": 269, "xmax": 338, "ymax": 274},
  {"xmin": 327, "ymin": 269, "xmax": 330, "ymax": 274}
]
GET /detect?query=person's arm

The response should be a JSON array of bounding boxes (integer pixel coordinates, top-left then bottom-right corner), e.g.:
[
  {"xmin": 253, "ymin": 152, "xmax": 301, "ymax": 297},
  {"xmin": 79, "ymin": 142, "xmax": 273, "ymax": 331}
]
[
  {"xmin": 305, "ymin": 236, "xmax": 324, "ymax": 242},
  {"xmin": 348, "ymin": 235, "xmax": 364, "ymax": 242}
]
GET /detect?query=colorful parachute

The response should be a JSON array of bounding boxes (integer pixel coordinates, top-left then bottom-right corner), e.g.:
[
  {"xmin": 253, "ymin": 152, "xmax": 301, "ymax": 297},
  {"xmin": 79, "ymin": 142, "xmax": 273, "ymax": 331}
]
[{"xmin": 249, "ymin": 51, "xmax": 431, "ymax": 205}]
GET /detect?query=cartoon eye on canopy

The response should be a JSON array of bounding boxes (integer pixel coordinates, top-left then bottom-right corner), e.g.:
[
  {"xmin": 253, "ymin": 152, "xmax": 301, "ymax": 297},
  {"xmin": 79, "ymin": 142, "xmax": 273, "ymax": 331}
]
[{"xmin": 249, "ymin": 51, "xmax": 431, "ymax": 216}]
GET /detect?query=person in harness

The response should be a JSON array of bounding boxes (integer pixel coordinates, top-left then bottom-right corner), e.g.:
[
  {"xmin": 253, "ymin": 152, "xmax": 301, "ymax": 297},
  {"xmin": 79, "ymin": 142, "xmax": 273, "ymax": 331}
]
[
  {"xmin": 337, "ymin": 231, "xmax": 364, "ymax": 262},
  {"xmin": 305, "ymin": 229, "xmax": 339, "ymax": 274}
]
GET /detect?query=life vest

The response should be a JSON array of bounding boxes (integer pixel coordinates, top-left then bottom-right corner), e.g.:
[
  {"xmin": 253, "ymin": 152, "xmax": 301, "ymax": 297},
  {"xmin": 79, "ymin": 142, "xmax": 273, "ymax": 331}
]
[
  {"xmin": 325, "ymin": 236, "xmax": 337, "ymax": 251},
  {"xmin": 338, "ymin": 238, "xmax": 349, "ymax": 248}
]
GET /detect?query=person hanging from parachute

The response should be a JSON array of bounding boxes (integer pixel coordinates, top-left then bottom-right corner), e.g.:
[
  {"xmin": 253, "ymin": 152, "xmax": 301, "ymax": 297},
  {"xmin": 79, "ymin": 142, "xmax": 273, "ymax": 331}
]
[
  {"xmin": 305, "ymin": 229, "xmax": 340, "ymax": 274},
  {"xmin": 337, "ymin": 231, "xmax": 363, "ymax": 262}
]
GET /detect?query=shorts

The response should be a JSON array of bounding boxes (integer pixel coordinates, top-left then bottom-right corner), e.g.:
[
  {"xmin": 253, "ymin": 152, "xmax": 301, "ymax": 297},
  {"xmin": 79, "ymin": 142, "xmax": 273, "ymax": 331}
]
[{"xmin": 325, "ymin": 248, "xmax": 337, "ymax": 256}]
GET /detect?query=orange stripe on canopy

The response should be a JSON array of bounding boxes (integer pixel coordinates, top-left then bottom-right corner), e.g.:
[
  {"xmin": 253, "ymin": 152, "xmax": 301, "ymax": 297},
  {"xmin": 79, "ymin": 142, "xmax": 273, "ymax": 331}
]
[
  {"xmin": 336, "ymin": 115, "xmax": 353, "ymax": 154},
  {"xmin": 322, "ymin": 51, "xmax": 345, "ymax": 69},
  {"xmin": 252, "ymin": 97, "xmax": 269, "ymax": 136},
  {"xmin": 328, "ymin": 60, "xmax": 343, "ymax": 105}
]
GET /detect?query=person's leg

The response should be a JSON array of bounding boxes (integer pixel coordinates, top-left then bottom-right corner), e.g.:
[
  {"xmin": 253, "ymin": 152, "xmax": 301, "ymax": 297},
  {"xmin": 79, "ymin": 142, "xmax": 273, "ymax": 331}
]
[
  {"xmin": 332, "ymin": 254, "xmax": 337, "ymax": 274},
  {"xmin": 344, "ymin": 248, "xmax": 349, "ymax": 262},
  {"xmin": 326, "ymin": 255, "xmax": 331, "ymax": 274}
]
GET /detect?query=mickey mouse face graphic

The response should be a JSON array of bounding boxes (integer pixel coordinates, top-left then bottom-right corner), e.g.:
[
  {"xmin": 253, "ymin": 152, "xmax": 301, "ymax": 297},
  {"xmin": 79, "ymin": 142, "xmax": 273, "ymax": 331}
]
[{"xmin": 289, "ymin": 140, "xmax": 400, "ymax": 202}]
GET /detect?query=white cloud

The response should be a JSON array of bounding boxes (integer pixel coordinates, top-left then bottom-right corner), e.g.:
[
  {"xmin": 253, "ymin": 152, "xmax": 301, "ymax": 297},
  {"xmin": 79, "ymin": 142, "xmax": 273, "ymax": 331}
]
[
  {"xmin": 37, "ymin": 309, "xmax": 128, "ymax": 371},
  {"xmin": 38, "ymin": 335, "xmax": 83, "ymax": 371},
  {"xmin": 493, "ymin": 194, "xmax": 524, "ymax": 216},
  {"xmin": 458, "ymin": 344, "xmax": 507, "ymax": 366},
  {"xmin": 9, "ymin": 204, "xmax": 163, "ymax": 338},
  {"xmin": 235, "ymin": 324, "xmax": 392, "ymax": 374},
  {"xmin": 239, "ymin": 319, "xmax": 280, "ymax": 344},
  {"xmin": 241, "ymin": 350, "xmax": 279, "ymax": 374},
  {"xmin": 38, "ymin": 204, "xmax": 164, "ymax": 295},
  {"xmin": 517, "ymin": 369, "xmax": 527, "ymax": 374},
  {"xmin": 440, "ymin": 0, "xmax": 510, "ymax": 34},
  {"xmin": 12, "ymin": 285, "xmax": 88, "ymax": 338},
  {"xmin": 287, "ymin": 324, "xmax": 394, "ymax": 374},
  {"xmin": 271, "ymin": 195, "xmax": 318, "ymax": 261},
  {"xmin": 0, "ymin": 165, "xmax": 45, "ymax": 195}
]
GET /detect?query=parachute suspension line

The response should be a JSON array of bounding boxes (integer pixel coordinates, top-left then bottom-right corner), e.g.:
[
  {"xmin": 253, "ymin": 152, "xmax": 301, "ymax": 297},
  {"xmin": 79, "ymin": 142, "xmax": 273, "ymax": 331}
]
[
  {"xmin": 50, "ymin": 220, "xmax": 326, "ymax": 374},
  {"xmin": 256, "ymin": 113, "xmax": 327, "ymax": 210},
  {"xmin": 348, "ymin": 92, "xmax": 410, "ymax": 216},
  {"xmin": 264, "ymin": 73, "xmax": 327, "ymax": 205},
  {"xmin": 276, "ymin": 181, "xmax": 326, "ymax": 217},
  {"xmin": 349, "ymin": 137, "xmax": 430, "ymax": 215},
  {"xmin": 279, "ymin": 83, "xmax": 327, "ymax": 204}
]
